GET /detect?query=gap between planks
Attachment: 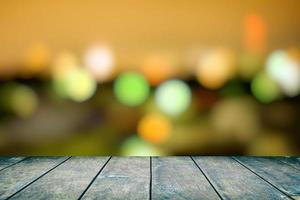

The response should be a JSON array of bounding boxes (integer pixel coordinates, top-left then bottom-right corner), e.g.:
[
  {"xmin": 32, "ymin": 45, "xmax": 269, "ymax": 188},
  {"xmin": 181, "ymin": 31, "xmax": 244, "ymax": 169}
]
[
  {"xmin": 6, "ymin": 157, "xmax": 72, "ymax": 199},
  {"xmin": 231, "ymin": 157, "xmax": 294, "ymax": 200}
]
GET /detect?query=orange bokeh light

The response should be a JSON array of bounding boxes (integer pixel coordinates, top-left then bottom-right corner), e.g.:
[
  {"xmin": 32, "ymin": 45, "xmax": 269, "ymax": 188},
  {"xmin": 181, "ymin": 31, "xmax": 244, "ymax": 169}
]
[
  {"xmin": 244, "ymin": 14, "xmax": 267, "ymax": 53},
  {"xmin": 138, "ymin": 114, "xmax": 172, "ymax": 144},
  {"xmin": 140, "ymin": 55, "xmax": 175, "ymax": 86}
]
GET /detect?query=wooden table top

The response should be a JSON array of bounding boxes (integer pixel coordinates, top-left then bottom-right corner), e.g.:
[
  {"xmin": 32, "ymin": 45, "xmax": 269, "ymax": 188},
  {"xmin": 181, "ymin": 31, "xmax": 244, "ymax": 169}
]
[{"xmin": 0, "ymin": 156, "xmax": 299, "ymax": 199}]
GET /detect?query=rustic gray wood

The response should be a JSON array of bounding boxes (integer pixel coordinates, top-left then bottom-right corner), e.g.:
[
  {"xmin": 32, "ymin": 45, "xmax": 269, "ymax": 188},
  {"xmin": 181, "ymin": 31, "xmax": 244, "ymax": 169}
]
[
  {"xmin": 0, "ymin": 156, "xmax": 299, "ymax": 199},
  {"xmin": 9, "ymin": 157, "xmax": 110, "ymax": 200},
  {"xmin": 0, "ymin": 157, "xmax": 26, "ymax": 171},
  {"xmin": 152, "ymin": 156, "xmax": 220, "ymax": 200},
  {"xmin": 81, "ymin": 157, "xmax": 150, "ymax": 200},
  {"xmin": 235, "ymin": 157, "xmax": 300, "ymax": 199},
  {"xmin": 0, "ymin": 157, "xmax": 68, "ymax": 199},
  {"xmin": 279, "ymin": 157, "xmax": 300, "ymax": 171},
  {"xmin": 193, "ymin": 156, "xmax": 290, "ymax": 200}
]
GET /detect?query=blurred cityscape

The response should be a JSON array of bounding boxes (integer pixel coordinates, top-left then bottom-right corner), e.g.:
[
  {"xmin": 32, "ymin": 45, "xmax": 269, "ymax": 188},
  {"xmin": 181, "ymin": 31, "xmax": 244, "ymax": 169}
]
[{"xmin": 0, "ymin": 0, "xmax": 300, "ymax": 155}]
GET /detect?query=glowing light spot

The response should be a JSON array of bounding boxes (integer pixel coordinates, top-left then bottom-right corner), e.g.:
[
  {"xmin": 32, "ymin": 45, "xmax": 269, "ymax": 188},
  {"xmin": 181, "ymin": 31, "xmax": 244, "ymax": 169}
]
[
  {"xmin": 248, "ymin": 132, "xmax": 293, "ymax": 155},
  {"xmin": 9, "ymin": 84, "xmax": 38, "ymax": 118},
  {"xmin": 52, "ymin": 52, "xmax": 80, "ymax": 98},
  {"xmin": 114, "ymin": 72, "xmax": 150, "ymax": 106},
  {"xmin": 140, "ymin": 54, "xmax": 175, "ymax": 85},
  {"xmin": 138, "ymin": 114, "xmax": 172, "ymax": 144},
  {"xmin": 238, "ymin": 52, "xmax": 264, "ymax": 80},
  {"xmin": 155, "ymin": 80, "xmax": 191, "ymax": 116},
  {"xmin": 244, "ymin": 14, "xmax": 267, "ymax": 53},
  {"xmin": 211, "ymin": 97, "xmax": 259, "ymax": 143},
  {"xmin": 121, "ymin": 136, "xmax": 163, "ymax": 156},
  {"xmin": 65, "ymin": 68, "xmax": 97, "ymax": 102},
  {"xmin": 23, "ymin": 43, "xmax": 50, "ymax": 75},
  {"xmin": 84, "ymin": 45, "xmax": 114, "ymax": 82},
  {"xmin": 266, "ymin": 50, "xmax": 300, "ymax": 97},
  {"xmin": 251, "ymin": 72, "xmax": 280, "ymax": 103},
  {"xmin": 196, "ymin": 48, "xmax": 236, "ymax": 89}
]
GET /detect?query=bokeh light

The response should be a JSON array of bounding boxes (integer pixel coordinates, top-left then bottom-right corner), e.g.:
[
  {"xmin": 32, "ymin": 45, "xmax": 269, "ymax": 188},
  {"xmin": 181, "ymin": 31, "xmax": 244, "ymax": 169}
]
[
  {"xmin": 2, "ymin": 84, "xmax": 39, "ymax": 118},
  {"xmin": 266, "ymin": 50, "xmax": 300, "ymax": 97},
  {"xmin": 247, "ymin": 131, "xmax": 294, "ymax": 155},
  {"xmin": 251, "ymin": 72, "xmax": 281, "ymax": 103},
  {"xmin": 237, "ymin": 52, "xmax": 264, "ymax": 80},
  {"xmin": 140, "ymin": 54, "xmax": 176, "ymax": 86},
  {"xmin": 137, "ymin": 114, "xmax": 172, "ymax": 144},
  {"xmin": 52, "ymin": 51, "xmax": 80, "ymax": 98},
  {"xmin": 243, "ymin": 14, "xmax": 267, "ymax": 53},
  {"xmin": 114, "ymin": 72, "xmax": 150, "ymax": 106},
  {"xmin": 84, "ymin": 45, "xmax": 114, "ymax": 82},
  {"xmin": 155, "ymin": 80, "xmax": 191, "ymax": 116},
  {"xmin": 210, "ymin": 97, "xmax": 260, "ymax": 143},
  {"xmin": 64, "ymin": 67, "xmax": 97, "ymax": 102},
  {"xmin": 120, "ymin": 136, "xmax": 163, "ymax": 156},
  {"xmin": 196, "ymin": 48, "xmax": 236, "ymax": 89},
  {"xmin": 23, "ymin": 43, "xmax": 50, "ymax": 76}
]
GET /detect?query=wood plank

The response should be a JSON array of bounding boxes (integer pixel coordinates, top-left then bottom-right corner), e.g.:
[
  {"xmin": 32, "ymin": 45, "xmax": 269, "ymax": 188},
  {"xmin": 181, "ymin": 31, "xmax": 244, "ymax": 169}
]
[
  {"xmin": 0, "ymin": 157, "xmax": 26, "ymax": 171},
  {"xmin": 0, "ymin": 157, "xmax": 68, "ymax": 200},
  {"xmin": 193, "ymin": 156, "xmax": 290, "ymax": 200},
  {"xmin": 279, "ymin": 157, "xmax": 300, "ymax": 171},
  {"xmin": 152, "ymin": 157, "xmax": 220, "ymax": 200},
  {"xmin": 235, "ymin": 157, "xmax": 300, "ymax": 199},
  {"xmin": 9, "ymin": 157, "xmax": 110, "ymax": 200},
  {"xmin": 81, "ymin": 157, "xmax": 150, "ymax": 200}
]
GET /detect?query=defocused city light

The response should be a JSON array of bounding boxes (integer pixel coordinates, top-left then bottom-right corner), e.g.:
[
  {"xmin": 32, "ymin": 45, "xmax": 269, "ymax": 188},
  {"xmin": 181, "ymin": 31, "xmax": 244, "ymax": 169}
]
[
  {"xmin": 155, "ymin": 80, "xmax": 191, "ymax": 116},
  {"xmin": 114, "ymin": 72, "xmax": 150, "ymax": 106},
  {"xmin": 211, "ymin": 97, "xmax": 260, "ymax": 143},
  {"xmin": 196, "ymin": 48, "xmax": 236, "ymax": 89},
  {"xmin": 266, "ymin": 50, "xmax": 300, "ymax": 97},
  {"xmin": 23, "ymin": 43, "xmax": 50, "ymax": 76},
  {"xmin": 84, "ymin": 45, "xmax": 114, "ymax": 82},
  {"xmin": 64, "ymin": 67, "xmax": 97, "ymax": 102},
  {"xmin": 140, "ymin": 54, "xmax": 176, "ymax": 86},
  {"xmin": 3, "ymin": 84, "xmax": 39, "ymax": 118},
  {"xmin": 237, "ymin": 52, "xmax": 264, "ymax": 80},
  {"xmin": 251, "ymin": 72, "xmax": 281, "ymax": 103},
  {"xmin": 243, "ymin": 14, "xmax": 267, "ymax": 53},
  {"xmin": 138, "ymin": 114, "xmax": 172, "ymax": 144},
  {"xmin": 121, "ymin": 136, "xmax": 163, "ymax": 156}
]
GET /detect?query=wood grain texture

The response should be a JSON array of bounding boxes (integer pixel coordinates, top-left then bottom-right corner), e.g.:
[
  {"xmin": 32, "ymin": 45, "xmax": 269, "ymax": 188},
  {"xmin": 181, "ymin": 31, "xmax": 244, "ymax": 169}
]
[
  {"xmin": 0, "ymin": 157, "xmax": 26, "ymax": 171},
  {"xmin": 0, "ymin": 157, "xmax": 68, "ymax": 200},
  {"xmin": 9, "ymin": 157, "xmax": 110, "ymax": 200},
  {"xmin": 193, "ymin": 156, "xmax": 290, "ymax": 200},
  {"xmin": 279, "ymin": 157, "xmax": 300, "ymax": 171},
  {"xmin": 0, "ymin": 156, "xmax": 299, "ymax": 200},
  {"xmin": 81, "ymin": 157, "xmax": 150, "ymax": 200},
  {"xmin": 152, "ymin": 157, "xmax": 220, "ymax": 200},
  {"xmin": 235, "ymin": 157, "xmax": 300, "ymax": 199}
]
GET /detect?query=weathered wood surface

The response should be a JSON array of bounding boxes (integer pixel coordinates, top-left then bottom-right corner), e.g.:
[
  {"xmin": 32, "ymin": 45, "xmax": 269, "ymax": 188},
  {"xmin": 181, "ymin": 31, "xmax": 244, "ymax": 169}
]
[
  {"xmin": 193, "ymin": 156, "xmax": 290, "ymax": 200},
  {"xmin": 10, "ymin": 157, "xmax": 110, "ymax": 200},
  {"xmin": 81, "ymin": 157, "xmax": 150, "ymax": 200},
  {"xmin": 0, "ymin": 156, "xmax": 299, "ymax": 200},
  {"xmin": 279, "ymin": 157, "xmax": 300, "ymax": 171},
  {"xmin": 0, "ymin": 157, "xmax": 69, "ymax": 199},
  {"xmin": 0, "ymin": 157, "xmax": 26, "ymax": 172},
  {"xmin": 235, "ymin": 157, "xmax": 300, "ymax": 199},
  {"xmin": 152, "ymin": 157, "xmax": 220, "ymax": 200}
]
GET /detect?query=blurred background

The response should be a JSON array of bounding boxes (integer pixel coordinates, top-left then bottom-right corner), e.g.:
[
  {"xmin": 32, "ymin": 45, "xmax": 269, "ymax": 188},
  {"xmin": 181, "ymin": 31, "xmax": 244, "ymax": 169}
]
[{"xmin": 0, "ymin": 0, "xmax": 300, "ymax": 155}]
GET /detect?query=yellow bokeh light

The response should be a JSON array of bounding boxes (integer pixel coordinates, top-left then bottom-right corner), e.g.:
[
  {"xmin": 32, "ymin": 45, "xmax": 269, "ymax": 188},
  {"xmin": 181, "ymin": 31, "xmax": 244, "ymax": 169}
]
[
  {"xmin": 196, "ymin": 48, "xmax": 236, "ymax": 89},
  {"xmin": 65, "ymin": 67, "xmax": 97, "ymax": 102},
  {"xmin": 138, "ymin": 114, "xmax": 172, "ymax": 144},
  {"xmin": 52, "ymin": 51, "xmax": 79, "ymax": 78}
]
